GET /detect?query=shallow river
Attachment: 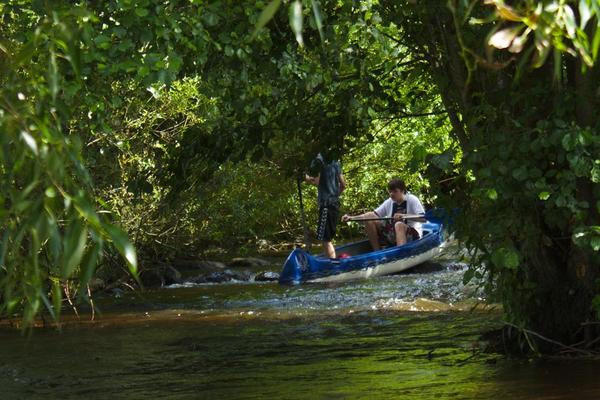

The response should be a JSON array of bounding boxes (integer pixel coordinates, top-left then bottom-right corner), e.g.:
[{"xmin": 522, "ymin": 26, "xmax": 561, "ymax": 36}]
[{"xmin": 1, "ymin": 260, "xmax": 599, "ymax": 399}]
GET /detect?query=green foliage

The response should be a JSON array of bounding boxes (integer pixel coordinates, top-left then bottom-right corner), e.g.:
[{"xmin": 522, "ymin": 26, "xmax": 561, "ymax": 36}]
[
  {"xmin": 0, "ymin": 5, "xmax": 138, "ymax": 327},
  {"xmin": 485, "ymin": 0, "xmax": 600, "ymax": 69},
  {"xmin": 0, "ymin": 0, "xmax": 309, "ymax": 326},
  {"xmin": 399, "ymin": 0, "xmax": 600, "ymax": 341}
]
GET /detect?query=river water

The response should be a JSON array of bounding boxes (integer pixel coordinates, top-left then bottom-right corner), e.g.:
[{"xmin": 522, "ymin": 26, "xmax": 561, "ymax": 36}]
[{"xmin": 1, "ymin": 260, "xmax": 599, "ymax": 399}]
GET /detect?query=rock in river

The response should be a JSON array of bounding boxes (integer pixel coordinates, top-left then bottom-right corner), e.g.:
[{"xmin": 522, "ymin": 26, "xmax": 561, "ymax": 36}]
[{"xmin": 254, "ymin": 271, "xmax": 280, "ymax": 282}]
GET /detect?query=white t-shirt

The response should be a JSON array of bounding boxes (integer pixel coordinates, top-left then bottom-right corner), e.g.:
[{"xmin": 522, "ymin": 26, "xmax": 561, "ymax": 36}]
[{"xmin": 374, "ymin": 193, "xmax": 425, "ymax": 236}]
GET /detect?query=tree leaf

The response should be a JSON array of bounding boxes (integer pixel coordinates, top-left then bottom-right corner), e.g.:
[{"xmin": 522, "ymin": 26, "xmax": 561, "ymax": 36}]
[
  {"xmin": 463, "ymin": 267, "xmax": 475, "ymax": 284},
  {"xmin": 252, "ymin": 0, "xmax": 282, "ymax": 38},
  {"xmin": 135, "ymin": 8, "xmax": 149, "ymax": 17},
  {"xmin": 14, "ymin": 41, "xmax": 35, "ymax": 66},
  {"xmin": 104, "ymin": 223, "xmax": 138, "ymax": 276},
  {"xmin": 538, "ymin": 191, "xmax": 550, "ymax": 200},
  {"xmin": 508, "ymin": 29, "xmax": 529, "ymax": 53},
  {"xmin": 49, "ymin": 48, "xmax": 59, "ymax": 101},
  {"xmin": 562, "ymin": 5, "xmax": 577, "ymax": 38},
  {"xmin": 62, "ymin": 219, "xmax": 87, "ymax": 279},
  {"xmin": 0, "ymin": 230, "xmax": 8, "ymax": 270},
  {"xmin": 489, "ymin": 25, "xmax": 523, "ymax": 49},
  {"xmin": 47, "ymin": 215, "xmax": 62, "ymax": 267},
  {"xmin": 491, "ymin": 2, "xmax": 523, "ymax": 22},
  {"xmin": 51, "ymin": 280, "xmax": 62, "ymax": 322},
  {"xmin": 590, "ymin": 236, "xmax": 600, "ymax": 251},
  {"xmin": 73, "ymin": 193, "xmax": 101, "ymax": 229},
  {"xmin": 289, "ymin": 0, "xmax": 304, "ymax": 47},
  {"xmin": 491, "ymin": 247, "xmax": 520, "ymax": 269},
  {"xmin": 20, "ymin": 130, "xmax": 38, "ymax": 155},
  {"xmin": 311, "ymin": 0, "xmax": 324, "ymax": 42},
  {"xmin": 579, "ymin": 0, "xmax": 592, "ymax": 29},
  {"xmin": 592, "ymin": 23, "xmax": 600, "ymax": 61},
  {"xmin": 78, "ymin": 241, "xmax": 101, "ymax": 293}
]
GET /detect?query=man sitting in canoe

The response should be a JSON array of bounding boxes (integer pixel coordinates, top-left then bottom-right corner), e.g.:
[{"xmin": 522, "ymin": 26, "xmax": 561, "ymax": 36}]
[{"xmin": 341, "ymin": 179, "xmax": 426, "ymax": 250}]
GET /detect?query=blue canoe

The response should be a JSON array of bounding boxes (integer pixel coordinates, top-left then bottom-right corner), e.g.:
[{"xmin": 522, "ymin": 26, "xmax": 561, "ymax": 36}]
[{"xmin": 279, "ymin": 221, "xmax": 445, "ymax": 285}]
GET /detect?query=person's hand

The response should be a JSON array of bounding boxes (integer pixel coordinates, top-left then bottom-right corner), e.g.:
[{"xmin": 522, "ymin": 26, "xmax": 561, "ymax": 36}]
[
  {"xmin": 393, "ymin": 213, "xmax": 404, "ymax": 222},
  {"xmin": 342, "ymin": 214, "xmax": 351, "ymax": 222}
]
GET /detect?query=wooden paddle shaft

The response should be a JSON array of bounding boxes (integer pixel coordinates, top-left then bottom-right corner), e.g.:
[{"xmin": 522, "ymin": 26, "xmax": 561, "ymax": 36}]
[{"xmin": 347, "ymin": 214, "xmax": 425, "ymax": 222}]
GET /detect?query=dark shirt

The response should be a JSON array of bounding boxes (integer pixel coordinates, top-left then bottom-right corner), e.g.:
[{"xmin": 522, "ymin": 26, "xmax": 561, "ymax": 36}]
[
  {"xmin": 392, "ymin": 201, "xmax": 407, "ymax": 215},
  {"xmin": 317, "ymin": 161, "xmax": 342, "ymax": 207}
]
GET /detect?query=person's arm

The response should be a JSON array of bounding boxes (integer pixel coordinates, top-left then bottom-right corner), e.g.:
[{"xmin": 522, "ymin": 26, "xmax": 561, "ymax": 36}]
[
  {"xmin": 341, "ymin": 211, "xmax": 371, "ymax": 222},
  {"xmin": 343, "ymin": 199, "xmax": 389, "ymax": 222},
  {"xmin": 305, "ymin": 173, "xmax": 320, "ymax": 186},
  {"xmin": 338, "ymin": 173, "xmax": 346, "ymax": 194}
]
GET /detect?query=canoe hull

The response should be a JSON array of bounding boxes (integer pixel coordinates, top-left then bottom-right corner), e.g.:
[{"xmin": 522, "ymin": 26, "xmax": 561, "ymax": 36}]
[
  {"xmin": 279, "ymin": 222, "xmax": 444, "ymax": 285},
  {"xmin": 309, "ymin": 245, "xmax": 442, "ymax": 283}
]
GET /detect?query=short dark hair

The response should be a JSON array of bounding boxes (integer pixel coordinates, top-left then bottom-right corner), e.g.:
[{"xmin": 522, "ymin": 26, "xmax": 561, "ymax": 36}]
[{"xmin": 387, "ymin": 178, "xmax": 407, "ymax": 192}]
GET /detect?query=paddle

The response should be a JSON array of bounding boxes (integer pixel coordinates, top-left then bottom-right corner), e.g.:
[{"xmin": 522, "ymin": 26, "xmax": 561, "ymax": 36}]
[
  {"xmin": 296, "ymin": 175, "xmax": 312, "ymax": 252},
  {"xmin": 345, "ymin": 209, "xmax": 450, "ymax": 224},
  {"xmin": 346, "ymin": 214, "xmax": 425, "ymax": 222}
]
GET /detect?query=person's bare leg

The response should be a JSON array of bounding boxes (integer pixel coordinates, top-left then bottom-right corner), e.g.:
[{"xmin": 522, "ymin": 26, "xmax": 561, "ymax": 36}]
[
  {"xmin": 365, "ymin": 221, "xmax": 381, "ymax": 251},
  {"xmin": 395, "ymin": 222, "xmax": 408, "ymax": 246},
  {"xmin": 324, "ymin": 241, "xmax": 336, "ymax": 258},
  {"xmin": 359, "ymin": 212, "xmax": 381, "ymax": 251}
]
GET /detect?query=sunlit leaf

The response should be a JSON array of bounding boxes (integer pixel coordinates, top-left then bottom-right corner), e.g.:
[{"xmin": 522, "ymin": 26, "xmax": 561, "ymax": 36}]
[
  {"xmin": 289, "ymin": 0, "xmax": 304, "ymax": 47},
  {"xmin": 20, "ymin": 130, "xmax": 38, "ymax": 155},
  {"xmin": 73, "ymin": 193, "xmax": 101, "ymax": 229},
  {"xmin": 49, "ymin": 48, "xmax": 59, "ymax": 101},
  {"xmin": 533, "ymin": 42, "xmax": 551, "ymax": 68},
  {"xmin": 489, "ymin": 25, "xmax": 523, "ymax": 49},
  {"xmin": 311, "ymin": 0, "xmax": 324, "ymax": 42},
  {"xmin": 508, "ymin": 29, "xmax": 530, "ymax": 53},
  {"xmin": 104, "ymin": 223, "xmax": 138, "ymax": 275},
  {"xmin": 538, "ymin": 191, "xmax": 550, "ymax": 200},
  {"xmin": 252, "ymin": 0, "xmax": 282, "ymax": 38},
  {"xmin": 563, "ymin": 5, "xmax": 577, "ymax": 39},
  {"xmin": 580, "ymin": 0, "xmax": 592, "ymax": 29},
  {"xmin": 51, "ymin": 280, "xmax": 62, "ymax": 321},
  {"xmin": 591, "ymin": 237, "xmax": 600, "ymax": 251},
  {"xmin": 592, "ymin": 24, "xmax": 600, "ymax": 61},
  {"xmin": 485, "ymin": 0, "xmax": 522, "ymax": 22}
]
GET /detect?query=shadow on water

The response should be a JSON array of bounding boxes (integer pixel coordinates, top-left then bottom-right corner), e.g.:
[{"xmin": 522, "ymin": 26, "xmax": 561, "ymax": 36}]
[{"xmin": 1, "ymin": 261, "xmax": 600, "ymax": 399}]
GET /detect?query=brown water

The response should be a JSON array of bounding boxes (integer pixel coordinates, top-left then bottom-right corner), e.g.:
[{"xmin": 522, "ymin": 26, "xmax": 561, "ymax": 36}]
[{"xmin": 1, "ymin": 263, "xmax": 599, "ymax": 399}]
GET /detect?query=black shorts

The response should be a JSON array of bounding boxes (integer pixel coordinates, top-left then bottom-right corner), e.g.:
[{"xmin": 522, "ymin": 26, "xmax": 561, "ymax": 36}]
[{"xmin": 316, "ymin": 204, "xmax": 339, "ymax": 242}]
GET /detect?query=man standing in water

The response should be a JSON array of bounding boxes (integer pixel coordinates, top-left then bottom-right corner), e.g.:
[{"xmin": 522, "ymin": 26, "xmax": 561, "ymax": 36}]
[{"xmin": 305, "ymin": 153, "xmax": 346, "ymax": 258}]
